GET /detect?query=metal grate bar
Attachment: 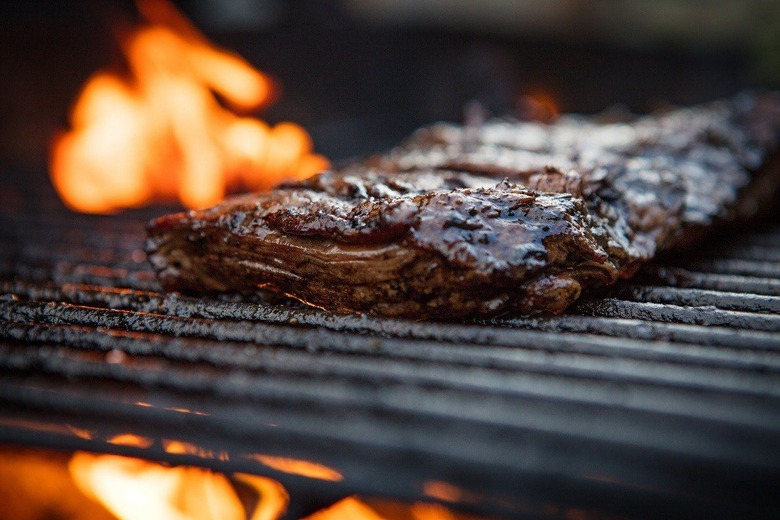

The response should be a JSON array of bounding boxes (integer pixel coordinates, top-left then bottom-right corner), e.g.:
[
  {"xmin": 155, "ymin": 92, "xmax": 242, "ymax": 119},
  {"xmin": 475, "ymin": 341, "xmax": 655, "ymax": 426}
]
[
  {"xmin": 0, "ymin": 232, "xmax": 143, "ymax": 253},
  {"xmin": 3, "ymin": 279, "xmax": 780, "ymax": 352},
  {"xmin": 501, "ymin": 315, "xmax": 780, "ymax": 350},
  {"xmin": 639, "ymin": 266, "xmax": 780, "ymax": 296},
  {"xmin": 2, "ymin": 320, "xmax": 779, "ymax": 433},
  {"xmin": 3, "ymin": 285, "xmax": 780, "ymax": 359},
  {"xmin": 1, "ymin": 245, "xmax": 147, "ymax": 270},
  {"xmin": 573, "ymin": 298, "xmax": 780, "ymax": 331},
  {"xmin": 0, "ymin": 260, "xmax": 160, "ymax": 291},
  {"xmin": 1, "ymin": 340, "xmax": 779, "ymax": 471},
  {"xmin": 3, "ymin": 316, "xmax": 780, "ymax": 387},
  {"xmin": 740, "ymin": 230, "xmax": 780, "ymax": 247},
  {"xmin": 681, "ymin": 259, "xmax": 780, "ymax": 278},
  {"xmin": 612, "ymin": 285, "xmax": 780, "ymax": 313},
  {"xmin": 3, "ymin": 301, "xmax": 780, "ymax": 400},
  {"xmin": 718, "ymin": 244, "xmax": 780, "ymax": 261}
]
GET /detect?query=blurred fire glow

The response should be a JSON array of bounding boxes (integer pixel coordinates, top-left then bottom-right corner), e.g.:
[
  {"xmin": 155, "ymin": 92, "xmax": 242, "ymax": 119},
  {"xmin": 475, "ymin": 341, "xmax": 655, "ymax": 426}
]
[
  {"xmin": 1, "ymin": 447, "xmax": 502, "ymax": 520},
  {"xmin": 50, "ymin": 0, "xmax": 329, "ymax": 213},
  {"xmin": 69, "ymin": 452, "xmax": 288, "ymax": 520},
  {"xmin": 65, "ymin": 450, "xmax": 491, "ymax": 520}
]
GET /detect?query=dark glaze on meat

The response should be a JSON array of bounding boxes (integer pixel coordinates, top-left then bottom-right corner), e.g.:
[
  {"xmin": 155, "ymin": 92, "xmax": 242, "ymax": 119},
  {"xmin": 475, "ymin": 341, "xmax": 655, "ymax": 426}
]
[{"xmin": 146, "ymin": 92, "xmax": 780, "ymax": 319}]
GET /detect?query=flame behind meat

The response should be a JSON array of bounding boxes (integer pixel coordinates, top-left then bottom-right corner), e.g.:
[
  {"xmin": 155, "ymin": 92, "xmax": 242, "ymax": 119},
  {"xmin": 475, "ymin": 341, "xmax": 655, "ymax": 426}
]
[{"xmin": 51, "ymin": 0, "xmax": 328, "ymax": 213}]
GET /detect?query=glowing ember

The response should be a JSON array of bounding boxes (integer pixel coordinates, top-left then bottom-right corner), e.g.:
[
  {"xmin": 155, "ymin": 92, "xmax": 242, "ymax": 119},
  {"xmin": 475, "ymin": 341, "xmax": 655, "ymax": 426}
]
[
  {"xmin": 163, "ymin": 439, "xmax": 230, "ymax": 461},
  {"xmin": 69, "ymin": 452, "xmax": 288, "ymax": 520},
  {"xmin": 51, "ymin": 0, "xmax": 328, "ymax": 213},
  {"xmin": 107, "ymin": 433, "xmax": 155, "ymax": 448},
  {"xmin": 246, "ymin": 454, "xmax": 344, "ymax": 482},
  {"xmin": 516, "ymin": 92, "xmax": 560, "ymax": 123}
]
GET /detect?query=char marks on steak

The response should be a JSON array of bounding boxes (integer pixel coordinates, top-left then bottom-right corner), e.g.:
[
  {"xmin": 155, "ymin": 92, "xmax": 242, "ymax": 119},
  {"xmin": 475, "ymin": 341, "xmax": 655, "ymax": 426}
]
[{"xmin": 146, "ymin": 92, "xmax": 780, "ymax": 319}]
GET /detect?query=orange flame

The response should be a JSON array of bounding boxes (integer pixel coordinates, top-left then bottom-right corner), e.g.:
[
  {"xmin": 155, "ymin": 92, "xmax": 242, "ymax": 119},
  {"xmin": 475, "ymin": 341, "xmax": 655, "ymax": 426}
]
[
  {"xmin": 68, "ymin": 452, "xmax": 288, "ymax": 520},
  {"xmin": 67, "ymin": 451, "xmax": 493, "ymax": 520},
  {"xmin": 303, "ymin": 496, "xmax": 385, "ymax": 520},
  {"xmin": 51, "ymin": 0, "xmax": 328, "ymax": 213},
  {"xmin": 303, "ymin": 497, "xmax": 493, "ymax": 520}
]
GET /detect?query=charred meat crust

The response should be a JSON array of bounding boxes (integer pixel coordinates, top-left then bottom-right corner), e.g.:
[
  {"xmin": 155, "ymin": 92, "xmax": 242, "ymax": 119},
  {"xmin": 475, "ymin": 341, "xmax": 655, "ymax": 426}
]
[{"xmin": 146, "ymin": 92, "xmax": 780, "ymax": 319}]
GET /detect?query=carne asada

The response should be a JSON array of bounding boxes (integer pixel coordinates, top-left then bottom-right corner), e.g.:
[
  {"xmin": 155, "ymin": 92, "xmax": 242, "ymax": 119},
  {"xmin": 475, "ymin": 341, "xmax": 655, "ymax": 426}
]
[{"xmin": 146, "ymin": 92, "xmax": 780, "ymax": 319}]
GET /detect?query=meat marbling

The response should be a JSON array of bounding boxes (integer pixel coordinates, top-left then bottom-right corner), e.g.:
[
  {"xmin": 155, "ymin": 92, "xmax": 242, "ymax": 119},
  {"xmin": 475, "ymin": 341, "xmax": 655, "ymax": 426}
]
[{"xmin": 146, "ymin": 92, "xmax": 780, "ymax": 319}]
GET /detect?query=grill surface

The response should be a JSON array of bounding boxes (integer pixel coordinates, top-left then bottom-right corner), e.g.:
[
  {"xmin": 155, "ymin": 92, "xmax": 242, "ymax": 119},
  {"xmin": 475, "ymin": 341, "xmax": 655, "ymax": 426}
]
[{"xmin": 1, "ymin": 172, "xmax": 779, "ymax": 519}]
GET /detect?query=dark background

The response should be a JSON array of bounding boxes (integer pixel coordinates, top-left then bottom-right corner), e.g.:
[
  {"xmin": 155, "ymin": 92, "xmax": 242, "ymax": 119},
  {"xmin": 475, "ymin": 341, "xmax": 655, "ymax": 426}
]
[{"xmin": 0, "ymin": 0, "xmax": 777, "ymax": 173}]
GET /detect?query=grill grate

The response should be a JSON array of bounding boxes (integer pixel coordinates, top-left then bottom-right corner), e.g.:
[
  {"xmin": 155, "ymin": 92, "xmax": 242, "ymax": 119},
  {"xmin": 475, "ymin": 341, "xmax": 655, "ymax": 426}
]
[{"xmin": 1, "ymin": 189, "xmax": 780, "ymax": 518}]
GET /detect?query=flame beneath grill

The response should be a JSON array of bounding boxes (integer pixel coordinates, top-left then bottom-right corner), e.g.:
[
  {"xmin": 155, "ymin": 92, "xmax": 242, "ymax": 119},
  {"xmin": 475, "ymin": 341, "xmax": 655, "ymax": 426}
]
[
  {"xmin": 303, "ymin": 497, "xmax": 384, "ymax": 520},
  {"xmin": 303, "ymin": 497, "xmax": 490, "ymax": 520},
  {"xmin": 66, "ymin": 451, "xmax": 487, "ymax": 520},
  {"xmin": 68, "ymin": 452, "xmax": 288, "ymax": 520},
  {"xmin": 50, "ymin": 0, "xmax": 329, "ymax": 213}
]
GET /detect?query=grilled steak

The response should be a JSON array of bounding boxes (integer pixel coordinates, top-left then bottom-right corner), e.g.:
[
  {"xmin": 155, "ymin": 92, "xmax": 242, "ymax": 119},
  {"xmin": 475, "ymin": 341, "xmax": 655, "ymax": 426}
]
[{"xmin": 146, "ymin": 92, "xmax": 780, "ymax": 319}]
